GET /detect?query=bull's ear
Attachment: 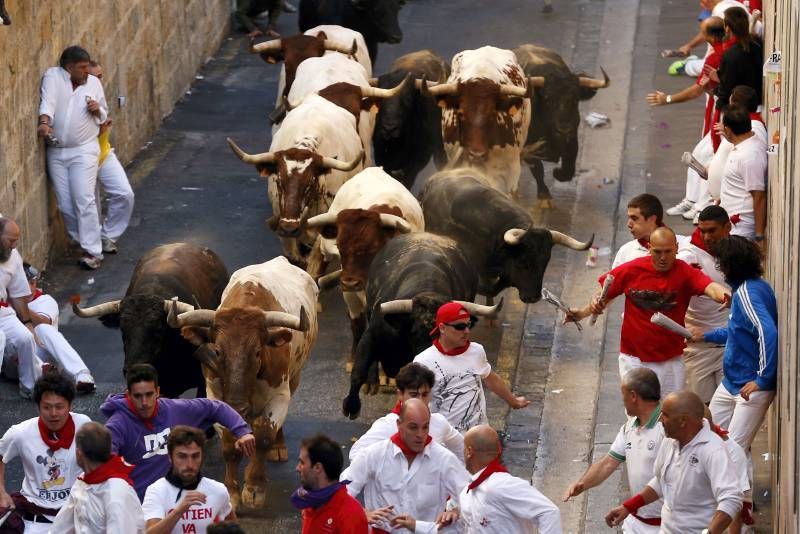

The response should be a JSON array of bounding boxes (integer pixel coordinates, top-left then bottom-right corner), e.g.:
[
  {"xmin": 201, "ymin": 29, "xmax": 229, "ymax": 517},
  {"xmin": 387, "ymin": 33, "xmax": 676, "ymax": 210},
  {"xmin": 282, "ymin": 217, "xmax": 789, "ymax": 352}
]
[
  {"xmin": 498, "ymin": 97, "xmax": 524, "ymax": 116},
  {"xmin": 361, "ymin": 97, "xmax": 381, "ymax": 113},
  {"xmin": 259, "ymin": 52, "xmax": 284, "ymax": 65},
  {"xmin": 256, "ymin": 162, "xmax": 278, "ymax": 177},
  {"xmin": 315, "ymin": 31, "xmax": 328, "ymax": 41},
  {"xmin": 435, "ymin": 95, "xmax": 454, "ymax": 109},
  {"xmin": 321, "ymin": 224, "xmax": 338, "ymax": 239},
  {"xmin": 267, "ymin": 328, "xmax": 293, "ymax": 347},
  {"xmin": 181, "ymin": 326, "xmax": 210, "ymax": 347}
]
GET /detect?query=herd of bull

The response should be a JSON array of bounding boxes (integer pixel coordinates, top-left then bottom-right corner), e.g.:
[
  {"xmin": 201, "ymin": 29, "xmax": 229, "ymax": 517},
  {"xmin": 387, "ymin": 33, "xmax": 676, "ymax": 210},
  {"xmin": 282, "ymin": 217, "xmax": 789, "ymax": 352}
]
[{"xmin": 68, "ymin": 18, "xmax": 604, "ymax": 510}]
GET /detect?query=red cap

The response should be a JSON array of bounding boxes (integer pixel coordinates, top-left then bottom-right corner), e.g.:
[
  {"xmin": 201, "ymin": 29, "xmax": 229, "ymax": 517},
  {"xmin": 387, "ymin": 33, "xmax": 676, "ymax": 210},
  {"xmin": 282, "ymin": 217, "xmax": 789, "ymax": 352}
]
[{"xmin": 429, "ymin": 302, "xmax": 470, "ymax": 336}]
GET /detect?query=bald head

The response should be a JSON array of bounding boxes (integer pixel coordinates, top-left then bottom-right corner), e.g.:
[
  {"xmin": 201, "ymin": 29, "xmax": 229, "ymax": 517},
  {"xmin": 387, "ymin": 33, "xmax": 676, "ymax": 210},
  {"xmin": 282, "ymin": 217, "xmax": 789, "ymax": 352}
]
[
  {"xmin": 650, "ymin": 227, "xmax": 677, "ymax": 247},
  {"xmin": 664, "ymin": 391, "xmax": 705, "ymax": 418},
  {"xmin": 398, "ymin": 397, "xmax": 430, "ymax": 422},
  {"xmin": 649, "ymin": 227, "xmax": 678, "ymax": 272},
  {"xmin": 463, "ymin": 424, "xmax": 502, "ymax": 473},
  {"xmin": 0, "ymin": 217, "xmax": 20, "ymax": 262},
  {"xmin": 397, "ymin": 398, "xmax": 431, "ymax": 454},
  {"xmin": 701, "ymin": 16, "xmax": 726, "ymax": 42}
]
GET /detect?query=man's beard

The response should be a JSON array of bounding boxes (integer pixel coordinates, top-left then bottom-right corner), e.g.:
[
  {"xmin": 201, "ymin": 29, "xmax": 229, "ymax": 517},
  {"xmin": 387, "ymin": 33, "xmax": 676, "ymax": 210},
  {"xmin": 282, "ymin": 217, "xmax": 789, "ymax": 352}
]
[{"xmin": 0, "ymin": 245, "xmax": 11, "ymax": 263}]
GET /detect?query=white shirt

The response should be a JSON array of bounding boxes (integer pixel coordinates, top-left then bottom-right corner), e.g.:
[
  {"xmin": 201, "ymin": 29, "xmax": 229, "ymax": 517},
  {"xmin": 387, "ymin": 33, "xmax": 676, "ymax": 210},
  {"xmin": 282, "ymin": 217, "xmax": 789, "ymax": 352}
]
[
  {"xmin": 349, "ymin": 411, "xmax": 464, "ymax": 462},
  {"xmin": 142, "ymin": 477, "xmax": 232, "ymax": 534},
  {"xmin": 720, "ymin": 135, "xmax": 767, "ymax": 217},
  {"xmin": 647, "ymin": 422, "xmax": 743, "ymax": 534},
  {"xmin": 608, "ymin": 406, "xmax": 665, "ymax": 520},
  {"xmin": 0, "ymin": 249, "xmax": 30, "ymax": 316},
  {"xmin": 39, "ymin": 67, "xmax": 108, "ymax": 148},
  {"xmin": 29, "ymin": 293, "xmax": 60, "ymax": 329},
  {"xmin": 457, "ymin": 470, "xmax": 561, "ymax": 533},
  {"xmin": 612, "ymin": 239, "xmax": 649, "ymax": 269},
  {"xmin": 342, "ymin": 438, "xmax": 470, "ymax": 533},
  {"xmin": 49, "ymin": 477, "xmax": 144, "ymax": 534},
  {"xmin": 677, "ymin": 238, "xmax": 730, "ymax": 330},
  {"xmin": 414, "ymin": 343, "xmax": 491, "ymax": 432},
  {"xmin": 0, "ymin": 413, "xmax": 91, "ymax": 511}
]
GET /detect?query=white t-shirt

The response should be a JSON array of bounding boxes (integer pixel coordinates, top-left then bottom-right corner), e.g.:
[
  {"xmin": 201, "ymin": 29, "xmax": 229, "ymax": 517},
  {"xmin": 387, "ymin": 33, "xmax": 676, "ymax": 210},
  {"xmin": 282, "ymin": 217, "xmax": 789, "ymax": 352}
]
[
  {"xmin": 29, "ymin": 293, "xmax": 60, "ymax": 329},
  {"xmin": 720, "ymin": 135, "xmax": 767, "ymax": 217},
  {"xmin": 0, "ymin": 413, "xmax": 90, "ymax": 511},
  {"xmin": 612, "ymin": 239, "xmax": 649, "ymax": 269},
  {"xmin": 414, "ymin": 342, "xmax": 492, "ymax": 432},
  {"xmin": 677, "ymin": 238, "xmax": 730, "ymax": 330},
  {"xmin": 0, "ymin": 249, "xmax": 30, "ymax": 314},
  {"xmin": 142, "ymin": 477, "xmax": 232, "ymax": 534}
]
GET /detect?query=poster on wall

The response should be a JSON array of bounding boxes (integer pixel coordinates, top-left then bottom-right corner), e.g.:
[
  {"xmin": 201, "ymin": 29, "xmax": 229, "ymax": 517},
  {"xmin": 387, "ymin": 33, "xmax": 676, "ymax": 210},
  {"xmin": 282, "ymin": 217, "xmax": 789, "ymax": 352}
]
[{"xmin": 764, "ymin": 50, "xmax": 782, "ymax": 156}]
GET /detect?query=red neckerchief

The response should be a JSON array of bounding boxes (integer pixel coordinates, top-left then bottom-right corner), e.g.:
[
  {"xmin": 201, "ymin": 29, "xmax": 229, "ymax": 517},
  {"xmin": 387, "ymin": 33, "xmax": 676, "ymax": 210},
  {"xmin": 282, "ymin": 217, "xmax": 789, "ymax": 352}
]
[
  {"xmin": 689, "ymin": 227, "xmax": 710, "ymax": 254},
  {"xmin": 467, "ymin": 457, "xmax": 509, "ymax": 492},
  {"xmin": 390, "ymin": 432, "xmax": 432, "ymax": 458},
  {"xmin": 636, "ymin": 223, "xmax": 666, "ymax": 249},
  {"xmin": 125, "ymin": 393, "xmax": 159, "ymax": 430},
  {"xmin": 38, "ymin": 416, "xmax": 76, "ymax": 451},
  {"xmin": 390, "ymin": 400, "xmax": 402, "ymax": 415},
  {"xmin": 30, "ymin": 289, "xmax": 43, "ymax": 301},
  {"xmin": 750, "ymin": 112, "xmax": 764, "ymax": 125},
  {"xmin": 79, "ymin": 454, "xmax": 135, "ymax": 487},
  {"xmin": 433, "ymin": 339, "xmax": 470, "ymax": 356}
]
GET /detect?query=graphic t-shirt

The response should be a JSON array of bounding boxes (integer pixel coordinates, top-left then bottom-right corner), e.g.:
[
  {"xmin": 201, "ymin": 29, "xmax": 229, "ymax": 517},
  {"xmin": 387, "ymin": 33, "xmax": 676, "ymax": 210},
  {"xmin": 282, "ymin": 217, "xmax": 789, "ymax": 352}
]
[
  {"xmin": 414, "ymin": 342, "xmax": 492, "ymax": 432},
  {"xmin": 142, "ymin": 477, "xmax": 232, "ymax": 534},
  {"xmin": 0, "ymin": 413, "xmax": 91, "ymax": 510},
  {"xmin": 601, "ymin": 257, "xmax": 713, "ymax": 362}
]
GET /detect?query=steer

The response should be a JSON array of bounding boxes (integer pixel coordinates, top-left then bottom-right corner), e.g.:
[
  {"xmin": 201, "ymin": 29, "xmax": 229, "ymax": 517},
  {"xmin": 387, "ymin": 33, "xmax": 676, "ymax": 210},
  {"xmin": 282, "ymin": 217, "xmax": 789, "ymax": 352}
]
[
  {"xmin": 429, "ymin": 46, "xmax": 544, "ymax": 197},
  {"xmin": 515, "ymin": 44, "xmax": 610, "ymax": 206},
  {"xmin": 420, "ymin": 168, "xmax": 593, "ymax": 303},
  {"xmin": 168, "ymin": 256, "xmax": 318, "ymax": 510},
  {"xmin": 373, "ymin": 49, "xmax": 450, "ymax": 189},
  {"xmin": 305, "ymin": 166, "xmax": 424, "ymax": 362},
  {"xmin": 342, "ymin": 232, "xmax": 501, "ymax": 419},
  {"xmin": 299, "ymin": 0, "xmax": 404, "ymax": 62},
  {"xmin": 71, "ymin": 243, "xmax": 229, "ymax": 397}
]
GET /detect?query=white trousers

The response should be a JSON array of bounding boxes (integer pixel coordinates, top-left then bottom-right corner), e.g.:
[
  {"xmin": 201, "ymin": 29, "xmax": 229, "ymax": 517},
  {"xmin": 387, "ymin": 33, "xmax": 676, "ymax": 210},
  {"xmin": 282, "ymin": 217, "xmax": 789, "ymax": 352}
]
[
  {"xmin": 32, "ymin": 323, "xmax": 93, "ymax": 383},
  {"xmin": 619, "ymin": 353, "xmax": 685, "ymax": 397},
  {"xmin": 0, "ymin": 311, "xmax": 37, "ymax": 390},
  {"xmin": 684, "ymin": 57, "xmax": 705, "ymax": 78},
  {"xmin": 47, "ymin": 143, "xmax": 102, "ymax": 257},
  {"xmin": 730, "ymin": 213, "xmax": 756, "ymax": 240},
  {"xmin": 709, "ymin": 383, "xmax": 774, "ymax": 452},
  {"xmin": 682, "ymin": 342, "xmax": 724, "ymax": 404},
  {"xmin": 622, "ymin": 514, "xmax": 660, "ymax": 534},
  {"xmin": 97, "ymin": 151, "xmax": 134, "ymax": 241},
  {"xmin": 685, "ymin": 133, "xmax": 714, "ymax": 205},
  {"xmin": 23, "ymin": 519, "xmax": 53, "ymax": 534}
]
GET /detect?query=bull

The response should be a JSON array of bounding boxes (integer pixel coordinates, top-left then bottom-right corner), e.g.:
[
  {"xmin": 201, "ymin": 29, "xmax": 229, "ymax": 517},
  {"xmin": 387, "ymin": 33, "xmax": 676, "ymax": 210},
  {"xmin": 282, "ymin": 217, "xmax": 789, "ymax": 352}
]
[
  {"xmin": 428, "ymin": 46, "xmax": 544, "ymax": 197},
  {"xmin": 168, "ymin": 256, "xmax": 318, "ymax": 510},
  {"xmin": 373, "ymin": 50, "xmax": 450, "ymax": 189},
  {"xmin": 71, "ymin": 243, "xmax": 228, "ymax": 398},
  {"xmin": 299, "ymin": 0, "xmax": 404, "ymax": 62},
  {"xmin": 305, "ymin": 166, "xmax": 424, "ymax": 362},
  {"xmin": 420, "ymin": 168, "xmax": 593, "ymax": 303},
  {"xmin": 342, "ymin": 232, "xmax": 500, "ymax": 419},
  {"xmin": 515, "ymin": 44, "xmax": 610, "ymax": 206}
]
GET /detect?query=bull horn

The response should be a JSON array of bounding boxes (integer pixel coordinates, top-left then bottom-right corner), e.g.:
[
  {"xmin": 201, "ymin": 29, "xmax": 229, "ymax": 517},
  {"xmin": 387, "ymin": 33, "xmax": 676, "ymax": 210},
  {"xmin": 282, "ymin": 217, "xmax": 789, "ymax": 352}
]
[
  {"xmin": 360, "ymin": 73, "xmax": 410, "ymax": 99},
  {"xmin": 305, "ymin": 212, "xmax": 338, "ymax": 228},
  {"xmin": 503, "ymin": 228, "xmax": 526, "ymax": 246},
  {"xmin": 173, "ymin": 309, "xmax": 216, "ymax": 328},
  {"xmin": 324, "ymin": 38, "xmax": 357, "ymax": 56},
  {"xmin": 578, "ymin": 67, "xmax": 610, "ymax": 89},
  {"xmin": 550, "ymin": 230, "xmax": 594, "ymax": 250},
  {"xmin": 250, "ymin": 38, "xmax": 282, "ymax": 54},
  {"xmin": 379, "ymin": 214, "xmax": 412, "ymax": 234},
  {"xmin": 379, "ymin": 299, "xmax": 413, "ymax": 315},
  {"xmin": 527, "ymin": 76, "xmax": 546, "ymax": 88},
  {"xmin": 454, "ymin": 297, "xmax": 504, "ymax": 317},
  {"xmin": 498, "ymin": 83, "xmax": 528, "ymax": 97},
  {"xmin": 72, "ymin": 299, "xmax": 121, "ymax": 318},
  {"xmin": 426, "ymin": 82, "xmax": 458, "ymax": 97},
  {"xmin": 263, "ymin": 307, "xmax": 308, "ymax": 331},
  {"xmin": 227, "ymin": 138, "xmax": 277, "ymax": 164},
  {"xmin": 321, "ymin": 150, "xmax": 364, "ymax": 172},
  {"xmin": 318, "ymin": 269, "xmax": 342, "ymax": 291},
  {"xmin": 162, "ymin": 298, "xmax": 194, "ymax": 315}
]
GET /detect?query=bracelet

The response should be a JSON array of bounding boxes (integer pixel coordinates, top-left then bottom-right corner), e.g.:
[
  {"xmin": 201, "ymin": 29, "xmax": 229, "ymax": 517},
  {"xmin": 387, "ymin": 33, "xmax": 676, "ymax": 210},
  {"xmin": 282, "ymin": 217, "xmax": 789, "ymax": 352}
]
[
  {"xmin": 665, "ymin": 94, "xmax": 672, "ymax": 104},
  {"xmin": 623, "ymin": 494, "xmax": 646, "ymax": 514}
]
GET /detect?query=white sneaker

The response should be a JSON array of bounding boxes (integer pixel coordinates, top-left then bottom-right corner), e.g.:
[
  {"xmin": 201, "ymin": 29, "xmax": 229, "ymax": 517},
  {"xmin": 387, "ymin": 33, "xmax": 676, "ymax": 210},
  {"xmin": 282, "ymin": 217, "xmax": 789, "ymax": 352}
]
[
  {"xmin": 692, "ymin": 211, "xmax": 700, "ymax": 224},
  {"xmin": 102, "ymin": 238, "xmax": 118, "ymax": 254},
  {"xmin": 666, "ymin": 199, "xmax": 695, "ymax": 216},
  {"xmin": 682, "ymin": 206, "xmax": 699, "ymax": 220}
]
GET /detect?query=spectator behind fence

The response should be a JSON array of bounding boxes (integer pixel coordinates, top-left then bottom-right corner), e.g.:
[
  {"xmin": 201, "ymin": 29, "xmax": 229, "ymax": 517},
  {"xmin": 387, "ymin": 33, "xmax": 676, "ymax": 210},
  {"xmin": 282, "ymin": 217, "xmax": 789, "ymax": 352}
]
[{"xmin": 715, "ymin": 6, "xmax": 763, "ymax": 112}]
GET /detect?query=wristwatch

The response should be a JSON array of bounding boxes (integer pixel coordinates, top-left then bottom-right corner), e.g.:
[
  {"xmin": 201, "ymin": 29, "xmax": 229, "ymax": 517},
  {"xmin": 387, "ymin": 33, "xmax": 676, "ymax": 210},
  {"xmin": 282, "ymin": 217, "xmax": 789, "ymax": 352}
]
[{"xmin": 665, "ymin": 94, "xmax": 672, "ymax": 104}]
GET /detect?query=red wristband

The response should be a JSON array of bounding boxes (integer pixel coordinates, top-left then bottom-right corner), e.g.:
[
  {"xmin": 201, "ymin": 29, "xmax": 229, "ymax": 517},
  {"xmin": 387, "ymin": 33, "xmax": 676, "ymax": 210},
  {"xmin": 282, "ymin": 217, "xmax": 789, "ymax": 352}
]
[{"xmin": 623, "ymin": 494, "xmax": 646, "ymax": 514}]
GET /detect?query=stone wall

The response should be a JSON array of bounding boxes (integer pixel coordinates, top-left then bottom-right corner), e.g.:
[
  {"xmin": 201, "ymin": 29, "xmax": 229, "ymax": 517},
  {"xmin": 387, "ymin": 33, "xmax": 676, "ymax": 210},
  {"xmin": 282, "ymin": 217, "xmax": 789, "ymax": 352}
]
[{"xmin": 0, "ymin": 0, "xmax": 229, "ymax": 265}]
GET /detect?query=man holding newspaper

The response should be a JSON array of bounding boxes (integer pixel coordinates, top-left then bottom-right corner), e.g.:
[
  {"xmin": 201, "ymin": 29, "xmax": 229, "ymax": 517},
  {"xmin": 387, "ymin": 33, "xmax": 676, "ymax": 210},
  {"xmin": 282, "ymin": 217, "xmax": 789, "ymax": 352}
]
[{"xmin": 566, "ymin": 227, "xmax": 730, "ymax": 396}]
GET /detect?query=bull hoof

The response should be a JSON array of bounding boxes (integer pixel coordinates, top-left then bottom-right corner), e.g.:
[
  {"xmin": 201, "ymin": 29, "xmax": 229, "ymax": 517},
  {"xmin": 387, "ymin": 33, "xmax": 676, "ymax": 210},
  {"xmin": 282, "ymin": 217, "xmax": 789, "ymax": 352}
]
[
  {"xmin": 536, "ymin": 198, "xmax": 554, "ymax": 209},
  {"xmin": 229, "ymin": 489, "xmax": 241, "ymax": 513},
  {"xmin": 553, "ymin": 168, "xmax": 574, "ymax": 182},
  {"xmin": 267, "ymin": 444, "xmax": 289, "ymax": 462},
  {"xmin": 366, "ymin": 383, "xmax": 380, "ymax": 396},
  {"xmin": 342, "ymin": 395, "xmax": 362, "ymax": 420},
  {"xmin": 242, "ymin": 483, "xmax": 267, "ymax": 508}
]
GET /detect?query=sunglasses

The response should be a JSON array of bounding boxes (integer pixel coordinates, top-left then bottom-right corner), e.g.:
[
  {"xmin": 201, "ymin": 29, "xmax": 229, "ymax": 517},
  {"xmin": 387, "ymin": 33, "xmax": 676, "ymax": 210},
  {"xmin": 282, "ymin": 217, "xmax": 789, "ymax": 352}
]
[{"xmin": 445, "ymin": 319, "xmax": 477, "ymax": 331}]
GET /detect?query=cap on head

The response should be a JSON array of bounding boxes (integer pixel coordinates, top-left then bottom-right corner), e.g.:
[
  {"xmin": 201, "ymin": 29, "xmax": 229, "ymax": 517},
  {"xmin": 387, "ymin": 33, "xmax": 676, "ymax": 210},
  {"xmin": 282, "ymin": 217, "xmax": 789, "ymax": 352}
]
[{"xmin": 429, "ymin": 301, "xmax": 470, "ymax": 336}]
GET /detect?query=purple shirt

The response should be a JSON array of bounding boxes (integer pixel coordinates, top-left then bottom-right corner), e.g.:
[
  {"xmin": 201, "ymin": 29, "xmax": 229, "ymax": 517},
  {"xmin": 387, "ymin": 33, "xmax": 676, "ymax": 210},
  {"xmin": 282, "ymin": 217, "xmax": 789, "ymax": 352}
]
[{"xmin": 101, "ymin": 393, "xmax": 251, "ymax": 500}]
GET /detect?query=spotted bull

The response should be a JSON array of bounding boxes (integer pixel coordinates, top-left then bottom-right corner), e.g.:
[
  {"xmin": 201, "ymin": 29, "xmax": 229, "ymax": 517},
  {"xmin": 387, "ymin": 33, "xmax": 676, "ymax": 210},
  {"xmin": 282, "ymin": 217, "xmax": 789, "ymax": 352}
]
[
  {"xmin": 420, "ymin": 168, "xmax": 593, "ymax": 303},
  {"xmin": 168, "ymin": 256, "xmax": 318, "ymax": 510},
  {"xmin": 71, "ymin": 243, "xmax": 229, "ymax": 397}
]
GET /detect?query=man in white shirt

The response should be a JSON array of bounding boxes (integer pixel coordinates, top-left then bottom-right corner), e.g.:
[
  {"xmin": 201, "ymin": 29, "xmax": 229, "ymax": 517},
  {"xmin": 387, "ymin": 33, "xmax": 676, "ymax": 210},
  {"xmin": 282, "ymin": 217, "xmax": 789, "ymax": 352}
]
[
  {"xmin": 349, "ymin": 362, "xmax": 464, "ymax": 462},
  {"xmin": 563, "ymin": 368, "xmax": 664, "ymax": 533},
  {"xmin": 23, "ymin": 263, "xmax": 96, "ymax": 393},
  {"xmin": 50, "ymin": 422, "xmax": 144, "ymax": 533},
  {"xmin": 37, "ymin": 45, "xmax": 109, "ymax": 270},
  {"xmin": 143, "ymin": 426, "xmax": 235, "ymax": 534},
  {"xmin": 678, "ymin": 206, "xmax": 731, "ymax": 403},
  {"xmin": 605, "ymin": 391, "xmax": 742, "ymax": 534},
  {"xmin": 718, "ymin": 105, "xmax": 767, "ymax": 242},
  {"xmin": 612, "ymin": 194, "xmax": 665, "ymax": 268},
  {"xmin": 341, "ymin": 398, "xmax": 470, "ymax": 533},
  {"xmin": 413, "ymin": 302, "xmax": 529, "ymax": 432},
  {"xmin": 0, "ymin": 216, "xmax": 40, "ymax": 398},
  {"xmin": 0, "ymin": 372, "xmax": 91, "ymax": 533}
]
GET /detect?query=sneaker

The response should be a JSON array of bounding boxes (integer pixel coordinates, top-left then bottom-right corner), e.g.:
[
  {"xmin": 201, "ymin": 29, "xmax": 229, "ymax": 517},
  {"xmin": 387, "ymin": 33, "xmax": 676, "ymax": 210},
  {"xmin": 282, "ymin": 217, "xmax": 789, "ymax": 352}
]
[
  {"xmin": 79, "ymin": 253, "xmax": 102, "ymax": 270},
  {"xmin": 102, "ymin": 238, "xmax": 118, "ymax": 254},
  {"xmin": 283, "ymin": 1, "xmax": 297, "ymax": 12},
  {"xmin": 19, "ymin": 385, "xmax": 32, "ymax": 400},
  {"xmin": 76, "ymin": 381, "xmax": 97, "ymax": 394},
  {"xmin": 668, "ymin": 55, "xmax": 697, "ymax": 76},
  {"xmin": 666, "ymin": 199, "xmax": 695, "ymax": 216},
  {"xmin": 692, "ymin": 211, "xmax": 700, "ymax": 225},
  {"xmin": 682, "ymin": 206, "xmax": 699, "ymax": 220}
]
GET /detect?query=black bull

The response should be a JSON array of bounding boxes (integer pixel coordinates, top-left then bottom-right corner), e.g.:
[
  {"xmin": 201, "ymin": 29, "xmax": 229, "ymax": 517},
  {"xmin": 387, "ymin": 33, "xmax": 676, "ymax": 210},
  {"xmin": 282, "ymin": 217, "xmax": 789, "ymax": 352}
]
[{"xmin": 72, "ymin": 243, "xmax": 229, "ymax": 398}]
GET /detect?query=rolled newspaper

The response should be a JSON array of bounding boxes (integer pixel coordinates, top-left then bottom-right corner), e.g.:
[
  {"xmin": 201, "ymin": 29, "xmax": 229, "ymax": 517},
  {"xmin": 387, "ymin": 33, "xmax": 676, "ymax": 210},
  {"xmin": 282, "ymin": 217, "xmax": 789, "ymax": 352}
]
[
  {"xmin": 590, "ymin": 274, "xmax": 614, "ymax": 326},
  {"xmin": 650, "ymin": 312, "xmax": 693, "ymax": 340},
  {"xmin": 681, "ymin": 151, "xmax": 708, "ymax": 180},
  {"xmin": 542, "ymin": 288, "xmax": 582, "ymax": 331}
]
